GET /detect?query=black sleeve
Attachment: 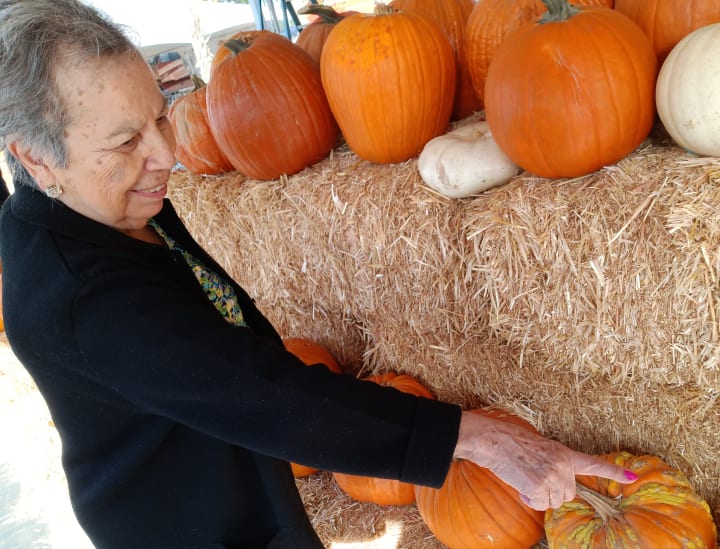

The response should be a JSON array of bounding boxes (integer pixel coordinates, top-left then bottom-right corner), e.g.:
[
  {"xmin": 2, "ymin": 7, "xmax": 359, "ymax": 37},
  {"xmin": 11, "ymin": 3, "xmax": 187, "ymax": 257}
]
[
  {"xmin": 71, "ymin": 264, "xmax": 461, "ymax": 487},
  {"xmin": 0, "ymin": 169, "xmax": 10, "ymax": 206}
]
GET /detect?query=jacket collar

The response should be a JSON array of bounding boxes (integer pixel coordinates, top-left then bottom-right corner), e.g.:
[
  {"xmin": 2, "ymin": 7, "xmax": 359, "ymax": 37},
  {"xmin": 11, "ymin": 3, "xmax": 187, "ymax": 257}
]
[{"xmin": 7, "ymin": 183, "xmax": 178, "ymax": 250}]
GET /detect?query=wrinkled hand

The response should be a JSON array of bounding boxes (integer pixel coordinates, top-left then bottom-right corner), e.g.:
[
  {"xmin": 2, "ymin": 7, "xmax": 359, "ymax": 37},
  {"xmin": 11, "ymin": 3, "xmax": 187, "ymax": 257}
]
[{"xmin": 453, "ymin": 411, "xmax": 636, "ymax": 510}]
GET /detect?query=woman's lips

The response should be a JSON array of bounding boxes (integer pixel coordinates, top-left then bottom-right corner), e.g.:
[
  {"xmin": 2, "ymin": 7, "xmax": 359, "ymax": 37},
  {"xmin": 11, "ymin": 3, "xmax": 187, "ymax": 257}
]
[{"xmin": 132, "ymin": 183, "xmax": 167, "ymax": 197}]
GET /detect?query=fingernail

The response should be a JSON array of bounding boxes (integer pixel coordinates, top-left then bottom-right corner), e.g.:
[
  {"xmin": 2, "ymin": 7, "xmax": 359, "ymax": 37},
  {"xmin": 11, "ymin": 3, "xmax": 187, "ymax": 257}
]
[{"xmin": 624, "ymin": 469, "xmax": 638, "ymax": 481}]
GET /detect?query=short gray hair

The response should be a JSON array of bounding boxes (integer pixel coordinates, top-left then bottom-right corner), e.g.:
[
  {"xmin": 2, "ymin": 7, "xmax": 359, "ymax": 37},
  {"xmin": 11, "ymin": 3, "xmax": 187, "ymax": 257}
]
[{"xmin": 0, "ymin": 0, "xmax": 139, "ymax": 187}]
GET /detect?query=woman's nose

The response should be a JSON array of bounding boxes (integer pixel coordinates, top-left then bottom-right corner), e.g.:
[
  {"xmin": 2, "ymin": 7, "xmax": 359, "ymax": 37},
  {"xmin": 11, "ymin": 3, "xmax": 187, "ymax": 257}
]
[{"xmin": 146, "ymin": 122, "xmax": 177, "ymax": 171}]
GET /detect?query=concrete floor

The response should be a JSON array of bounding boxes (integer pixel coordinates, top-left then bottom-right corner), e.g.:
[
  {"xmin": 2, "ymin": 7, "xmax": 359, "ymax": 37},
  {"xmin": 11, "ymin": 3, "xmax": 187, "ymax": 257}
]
[{"xmin": 0, "ymin": 334, "xmax": 93, "ymax": 549}]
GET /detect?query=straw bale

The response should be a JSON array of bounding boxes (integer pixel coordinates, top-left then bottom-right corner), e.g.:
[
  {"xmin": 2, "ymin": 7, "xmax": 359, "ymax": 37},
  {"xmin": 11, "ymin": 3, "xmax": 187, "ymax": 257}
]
[{"xmin": 168, "ymin": 122, "xmax": 720, "ymax": 541}]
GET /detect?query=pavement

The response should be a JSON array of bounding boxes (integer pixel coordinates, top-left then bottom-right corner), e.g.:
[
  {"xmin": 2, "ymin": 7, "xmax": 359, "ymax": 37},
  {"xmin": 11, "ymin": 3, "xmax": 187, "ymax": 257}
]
[{"xmin": 0, "ymin": 333, "xmax": 94, "ymax": 549}]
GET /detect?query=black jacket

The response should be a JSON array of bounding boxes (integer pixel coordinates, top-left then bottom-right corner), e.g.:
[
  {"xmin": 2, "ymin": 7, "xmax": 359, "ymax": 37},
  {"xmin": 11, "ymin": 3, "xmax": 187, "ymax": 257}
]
[{"xmin": 0, "ymin": 184, "xmax": 461, "ymax": 548}]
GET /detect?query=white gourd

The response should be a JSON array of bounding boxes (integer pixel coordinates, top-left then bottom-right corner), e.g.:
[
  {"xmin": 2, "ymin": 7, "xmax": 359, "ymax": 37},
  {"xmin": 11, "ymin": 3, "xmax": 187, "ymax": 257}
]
[{"xmin": 418, "ymin": 120, "xmax": 519, "ymax": 198}]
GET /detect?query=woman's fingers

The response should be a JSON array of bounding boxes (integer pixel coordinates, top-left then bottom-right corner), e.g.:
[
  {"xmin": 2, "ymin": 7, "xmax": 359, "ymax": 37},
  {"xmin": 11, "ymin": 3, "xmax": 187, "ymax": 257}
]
[{"xmin": 571, "ymin": 451, "xmax": 639, "ymax": 484}]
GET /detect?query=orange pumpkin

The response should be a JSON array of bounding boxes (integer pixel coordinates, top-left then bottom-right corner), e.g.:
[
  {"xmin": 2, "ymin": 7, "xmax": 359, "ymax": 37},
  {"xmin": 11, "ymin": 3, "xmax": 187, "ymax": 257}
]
[
  {"xmin": 207, "ymin": 31, "xmax": 339, "ymax": 180},
  {"xmin": 545, "ymin": 451, "xmax": 718, "ymax": 548},
  {"xmin": 614, "ymin": 0, "xmax": 720, "ymax": 64},
  {"xmin": 283, "ymin": 338, "xmax": 342, "ymax": 477},
  {"xmin": 283, "ymin": 337, "xmax": 343, "ymax": 374},
  {"xmin": 390, "ymin": 0, "xmax": 479, "ymax": 120},
  {"xmin": 320, "ymin": 4, "xmax": 456, "ymax": 164},
  {"xmin": 332, "ymin": 372, "xmax": 434, "ymax": 505},
  {"xmin": 415, "ymin": 408, "xmax": 545, "ymax": 549},
  {"xmin": 209, "ymin": 30, "xmax": 246, "ymax": 73},
  {"xmin": 465, "ymin": 0, "xmax": 615, "ymax": 108},
  {"xmin": 295, "ymin": 4, "xmax": 358, "ymax": 65},
  {"xmin": 484, "ymin": 0, "xmax": 657, "ymax": 178},
  {"xmin": 168, "ymin": 76, "xmax": 233, "ymax": 175}
]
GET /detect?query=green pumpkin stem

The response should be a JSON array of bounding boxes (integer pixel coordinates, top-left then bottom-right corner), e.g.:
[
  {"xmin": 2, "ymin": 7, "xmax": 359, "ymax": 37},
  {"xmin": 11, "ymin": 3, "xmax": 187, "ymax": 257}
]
[
  {"xmin": 574, "ymin": 483, "xmax": 621, "ymax": 523},
  {"xmin": 539, "ymin": 0, "xmax": 580, "ymax": 23},
  {"xmin": 297, "ymin": 3, "xmax": 345, "ymax": 23}
]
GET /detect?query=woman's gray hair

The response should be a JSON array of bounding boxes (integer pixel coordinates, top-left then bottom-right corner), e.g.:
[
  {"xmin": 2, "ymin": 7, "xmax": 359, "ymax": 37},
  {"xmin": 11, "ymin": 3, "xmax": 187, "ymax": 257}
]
[{"xmin": 0, "ymin": 0, "xmax": 140, "ymax": 187}]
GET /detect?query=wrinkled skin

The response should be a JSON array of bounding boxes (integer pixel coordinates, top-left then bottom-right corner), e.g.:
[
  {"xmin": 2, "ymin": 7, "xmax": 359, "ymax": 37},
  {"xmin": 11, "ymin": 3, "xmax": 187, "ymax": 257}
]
[{"xmin": 453, "ymin": 411, "xmax": 636, "ymax": 510}]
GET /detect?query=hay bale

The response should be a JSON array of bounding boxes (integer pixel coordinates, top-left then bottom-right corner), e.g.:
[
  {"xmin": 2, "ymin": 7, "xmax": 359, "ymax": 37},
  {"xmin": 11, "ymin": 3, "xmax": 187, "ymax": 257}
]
[{"xmin": 168, "ymin": 124, "xmax": 720, "ymax": 540}]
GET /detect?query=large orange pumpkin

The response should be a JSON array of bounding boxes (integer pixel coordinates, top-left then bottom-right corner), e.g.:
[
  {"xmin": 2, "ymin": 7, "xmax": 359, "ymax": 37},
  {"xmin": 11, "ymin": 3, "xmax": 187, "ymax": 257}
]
[
  {"xmin": 332, "ymin": 372, "xmax": 434, "ymax": 505},
  {"xmin": 415, "ymin": 408, "xmax": 545, "ymax": 549},
  {"xmin": 464, "ymin": 0, "xmax": 614, "ymax": 108},
  {"xmin": 484, "ymin": 0, "xmax": 657, "ymax": 178},
  {"xmin": 168, "ymin": 76, "xmax": 233, "ymax": 176},
  {"xmin": 320, "ymin": 4, "xmax": 456, "ymax": 164},
  {"xmin": 295, "ymin": 4, "xmax": 358, "ymax": 65},
  {"xmin": 283, "ymin": 337, "xmax": 343, "ymax": 477},
  {"xmin": 544, "ymin": 451, "xmax": 718, "ymax": 548},
  {"xmin": 390, "ymin": 0, "xmax": 479, "ymax": 120},
  {"xmin": 206, "ymin": 31, "xmax": 339, "ymax": 180},
  {"xmin": 614, "ymin": 0, "xmax": 720, "ymax": 64}
]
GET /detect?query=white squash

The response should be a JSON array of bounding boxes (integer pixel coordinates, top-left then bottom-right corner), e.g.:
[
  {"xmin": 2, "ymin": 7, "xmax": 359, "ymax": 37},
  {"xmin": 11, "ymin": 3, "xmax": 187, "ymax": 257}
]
[
  {"xmin": 417, "ymin": 120, "xmax": 519, "ymax": 198},
  {"xmin": 656, "ymin": 22, "xmax": 720, "ymax": 157}
]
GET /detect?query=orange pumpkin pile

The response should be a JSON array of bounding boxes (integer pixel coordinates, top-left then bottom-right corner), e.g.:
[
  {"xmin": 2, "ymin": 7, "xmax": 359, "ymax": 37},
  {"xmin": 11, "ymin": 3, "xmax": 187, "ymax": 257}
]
[
  {"xmin": 276, "ymin": 335, "xmax": 717, "ymax": 547},
  {"xmin": 165, "ymin": 0, "xmax": 720, "ymax": 181}
]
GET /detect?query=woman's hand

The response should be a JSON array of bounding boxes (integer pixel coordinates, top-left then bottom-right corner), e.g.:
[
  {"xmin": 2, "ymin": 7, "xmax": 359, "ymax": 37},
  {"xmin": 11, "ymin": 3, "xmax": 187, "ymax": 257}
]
[{"xmin": 452, "ymin": 411, "xmax": 637, "ymax": 510}]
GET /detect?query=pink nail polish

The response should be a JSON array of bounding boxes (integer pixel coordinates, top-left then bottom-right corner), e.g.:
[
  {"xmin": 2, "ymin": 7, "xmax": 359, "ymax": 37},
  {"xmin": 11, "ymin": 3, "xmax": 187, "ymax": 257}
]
[{"xmin": 624, "ymin": 469, "xmax": 638, "ymax": 481}]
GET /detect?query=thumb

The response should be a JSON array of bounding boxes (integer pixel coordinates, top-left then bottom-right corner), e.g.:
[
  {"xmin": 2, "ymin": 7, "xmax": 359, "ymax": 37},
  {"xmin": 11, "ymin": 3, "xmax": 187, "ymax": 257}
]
[{"xmin": 572, "ymin": 452, "xmax": 639, "ymax": 484}]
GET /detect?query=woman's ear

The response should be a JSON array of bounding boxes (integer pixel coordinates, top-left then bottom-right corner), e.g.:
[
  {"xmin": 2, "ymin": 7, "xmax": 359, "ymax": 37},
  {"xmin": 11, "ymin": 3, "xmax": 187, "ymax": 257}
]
[{"xmin": 5, "ymin": 140, "xmax": 58, "ymax": 190}]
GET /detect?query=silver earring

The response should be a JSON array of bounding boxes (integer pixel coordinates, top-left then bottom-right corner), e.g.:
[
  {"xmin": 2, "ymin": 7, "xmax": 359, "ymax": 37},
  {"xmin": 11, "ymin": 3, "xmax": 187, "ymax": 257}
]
[{"xmin": 45, "ymin": 184, "xmax": 63, "ymax": 198}]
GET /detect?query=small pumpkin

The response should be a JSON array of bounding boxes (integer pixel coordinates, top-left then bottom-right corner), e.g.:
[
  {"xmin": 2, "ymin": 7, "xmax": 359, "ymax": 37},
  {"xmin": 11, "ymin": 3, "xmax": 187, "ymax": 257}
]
[
  {"xmin": 484, "ymin": 0, "xmax": 657, "ymax": 178},
  {"xmin": 295, "ymin": 4, "xmax": 358, "ymax": 65},
  {"xmin": 320, "ymin": 4, "xmax": 456, "ymax": 164},
  {"xmin": 332, "ymin": 372, "xmax": 434, "ymax": 505},
  {"xmin": 544, "ymin": 451, "xmax": 718, "ymax": 548},
  {"xmin": 656, "ymin": 22, "xmax": 720, "ymax": 157},
  {"xmin": 418, "ymin": 119, "xmax": 519, "ymax": 198},
  {"xmin": 168, "ymin": 75, "xmax": 233, "ymax": 175},
  {"xmin": 614, "ymin": 0, "xmax": 720, "ymax": 64},
  {"xmin": 389, "ymin": 0, "xmax": 480, "ymax": 120},
  {"xmin": 207, "ymin": 31, "xmax": 339, "ymax": 180},
  {"xmin": 415, "ymin": 408, "xmax": 545, "ymax": 549},
  {"xmin": 283, "ymin": 337, "xmax": 343, "ymax": 477},
  {"xmin": 283, "ymin": 337, "xmax": 343, "ymax": 374}
]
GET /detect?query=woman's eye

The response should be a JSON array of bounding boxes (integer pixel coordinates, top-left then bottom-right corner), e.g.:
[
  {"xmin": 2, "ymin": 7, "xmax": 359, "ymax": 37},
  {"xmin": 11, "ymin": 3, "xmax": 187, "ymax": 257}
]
[{"xmin": 117, "ymin": 135, "xmax": 139, "ymax": 150}]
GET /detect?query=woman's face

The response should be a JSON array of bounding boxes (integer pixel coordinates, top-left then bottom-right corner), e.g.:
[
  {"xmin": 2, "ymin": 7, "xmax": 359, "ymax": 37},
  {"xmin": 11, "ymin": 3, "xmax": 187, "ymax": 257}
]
[{"xmin": 41, "ymin": 54, "xmax": 177, "ymax": 235}]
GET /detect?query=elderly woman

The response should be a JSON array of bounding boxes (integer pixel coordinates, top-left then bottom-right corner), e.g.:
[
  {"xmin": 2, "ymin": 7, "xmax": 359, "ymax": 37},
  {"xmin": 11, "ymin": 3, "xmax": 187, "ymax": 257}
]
[{"xmin": 0, "ymin": 1, "xmax": 636, "ymax": 547}]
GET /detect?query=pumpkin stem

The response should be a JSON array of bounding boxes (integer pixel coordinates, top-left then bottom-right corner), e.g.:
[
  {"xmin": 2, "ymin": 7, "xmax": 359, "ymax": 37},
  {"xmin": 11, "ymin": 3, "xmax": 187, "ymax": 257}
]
[
  {"xmin": 575, "ymin": 483, "xmax": 622, "ymax": 523},
  {"xmin": 222, "ymin": 38, "xmax": 252, "ymax": 57},
  {"xmin": 297, "ymin": 3, "xmax": 345, "ymax": 23},
  {"xmin": 373, "ymin": 2, "xmax": 398, "ymax": 16},
  {"xmin": 190, "ymin": 74, "xmax": 206, "ymax": 91},
  {"xmin": 539, "ymin": 0, "xmax": 580, "ymax": 23}
]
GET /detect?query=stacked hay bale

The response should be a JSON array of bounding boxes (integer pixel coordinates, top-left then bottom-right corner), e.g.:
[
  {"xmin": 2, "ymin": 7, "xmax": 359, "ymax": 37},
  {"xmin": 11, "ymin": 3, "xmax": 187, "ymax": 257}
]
[{"xmin": 168, "ymin": 128, "xmax": 720, "ymax": 545}]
